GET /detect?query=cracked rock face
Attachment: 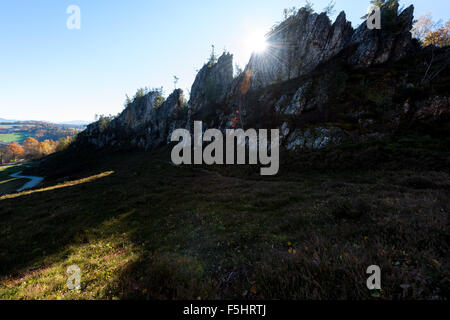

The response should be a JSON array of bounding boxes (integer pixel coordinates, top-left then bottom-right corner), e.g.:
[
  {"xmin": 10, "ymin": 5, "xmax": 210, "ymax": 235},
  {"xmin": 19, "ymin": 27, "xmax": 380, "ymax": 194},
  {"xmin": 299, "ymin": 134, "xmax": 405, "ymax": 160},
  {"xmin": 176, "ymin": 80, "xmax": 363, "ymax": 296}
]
[
  {"xmin": 244, "ymin": 9, "xmax": 353, "ymax": 90},
  {"xmin": 283, "ymin": 127, "xmax": 348, "ymax": 151},
  {"xmin": 189, "ymin": 53, "xmax": 234, "ymax": 114},
  {"xmin": 79, "ymin": 89, "xmax": 186, "ymax": 151},
  {"xmin": 275, "ymin": 81, "xmax": 317, "ymax": 116},
  {"xmin": 243, "ymin": 5, "xmax": 414, "ymax": 90},
  {"xmin": 348, "ymin": 5, "xmax": 415, "ymax": 67}
]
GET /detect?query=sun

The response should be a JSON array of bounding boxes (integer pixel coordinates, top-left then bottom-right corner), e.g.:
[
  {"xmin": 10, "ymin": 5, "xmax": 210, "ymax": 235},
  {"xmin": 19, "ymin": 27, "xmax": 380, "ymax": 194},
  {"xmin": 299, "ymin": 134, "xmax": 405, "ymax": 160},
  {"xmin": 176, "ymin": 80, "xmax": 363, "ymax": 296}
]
[{"xmin": 245, "ymin": 30, "xmax": 268, "ymax": 54}]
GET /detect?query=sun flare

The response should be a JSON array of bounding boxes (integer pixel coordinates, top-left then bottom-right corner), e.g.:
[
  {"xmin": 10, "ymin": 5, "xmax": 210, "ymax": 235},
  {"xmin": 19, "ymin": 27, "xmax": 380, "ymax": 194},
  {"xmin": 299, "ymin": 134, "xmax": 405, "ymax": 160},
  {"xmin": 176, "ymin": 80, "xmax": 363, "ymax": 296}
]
[{"xmin": 246, "ymin": 30, "xmax": 268, "ymax": 53}]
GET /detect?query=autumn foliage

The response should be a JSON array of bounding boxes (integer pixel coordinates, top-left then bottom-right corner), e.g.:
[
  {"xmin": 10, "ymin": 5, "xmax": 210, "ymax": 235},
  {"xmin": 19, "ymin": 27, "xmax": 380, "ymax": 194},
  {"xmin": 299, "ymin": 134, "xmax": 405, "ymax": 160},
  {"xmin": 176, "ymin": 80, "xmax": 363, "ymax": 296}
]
[
  {"xmin": 0, "ymin": 136, "xmax": 74, "ymax": 164},
  {"xmin": 412, "ymin": 13, "xmax": 450, "ymax": 48},
  {"xmin": 6, "ymin": 143, "xmax": 25, "ymax": 160},
  {"xmin": 23, "ymin": 137, "xmax": 40, "ymax": 158},
  {"xmin": 423, "ymin": 22, "xmax": 450, "ymax": 48}
]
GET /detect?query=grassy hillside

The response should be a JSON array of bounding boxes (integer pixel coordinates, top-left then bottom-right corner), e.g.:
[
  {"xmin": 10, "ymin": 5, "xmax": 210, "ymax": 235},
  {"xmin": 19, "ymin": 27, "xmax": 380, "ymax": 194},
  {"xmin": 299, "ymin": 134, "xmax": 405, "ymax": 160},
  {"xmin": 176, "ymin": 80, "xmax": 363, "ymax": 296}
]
[{"xmin": 0, "ymin": 141, "xmax": 448, "ymax": 300}]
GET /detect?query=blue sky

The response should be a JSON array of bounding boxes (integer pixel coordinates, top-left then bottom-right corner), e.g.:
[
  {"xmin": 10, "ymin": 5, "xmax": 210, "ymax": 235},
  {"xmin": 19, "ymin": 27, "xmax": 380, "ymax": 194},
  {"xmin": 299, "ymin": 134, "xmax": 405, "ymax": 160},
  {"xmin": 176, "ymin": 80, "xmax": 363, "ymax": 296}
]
[{"xmin": 0, "ymin": 0, "xmax": 448, "ymax": 123}]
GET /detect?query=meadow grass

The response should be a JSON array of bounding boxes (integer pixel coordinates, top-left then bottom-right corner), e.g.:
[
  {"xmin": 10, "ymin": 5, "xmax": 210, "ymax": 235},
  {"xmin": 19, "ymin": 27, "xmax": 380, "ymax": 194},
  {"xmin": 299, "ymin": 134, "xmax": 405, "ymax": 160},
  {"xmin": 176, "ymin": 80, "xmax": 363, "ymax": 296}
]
[
  {"xmin": 0, "ymin": 133, "xmax": 30, "ymax": 144},
  {"xmin": 0, "ymin": 148, "xmax": 448, "ymax": 300}
]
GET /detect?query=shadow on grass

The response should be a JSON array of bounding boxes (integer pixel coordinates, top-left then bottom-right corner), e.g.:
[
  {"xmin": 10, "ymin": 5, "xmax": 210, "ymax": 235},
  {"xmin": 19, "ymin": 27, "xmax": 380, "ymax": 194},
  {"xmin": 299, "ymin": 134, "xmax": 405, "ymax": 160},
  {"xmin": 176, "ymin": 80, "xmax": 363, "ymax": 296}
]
[
  {"xmin": 0, "ymin": 146, "xmax": 449, "ymax": 300},
  {"xmin": 0, "ymin": 170, "xmax": 118, "ymax": 277}
]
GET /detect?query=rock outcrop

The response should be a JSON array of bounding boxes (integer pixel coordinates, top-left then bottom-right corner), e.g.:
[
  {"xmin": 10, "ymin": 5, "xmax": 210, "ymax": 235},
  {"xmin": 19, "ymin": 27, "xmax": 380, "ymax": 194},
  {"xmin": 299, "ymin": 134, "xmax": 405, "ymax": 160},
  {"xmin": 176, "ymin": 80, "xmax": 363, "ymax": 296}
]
[
  {"xmin": 243, "ymin": 5, "xmax": 414, "ymax": 90},
  {"xmin": 189, "ymin": 53, "xmax": 234, "ymax": 113},
  {"xmin": 79, "ymin": 89, "xmax": 186, "ymax": 150},
  {"xmin": 245, "ymin": 9, "xmax": 353, "ymax": 89},
  {"xmin": 348, "ymin": 5, "xmax": 415, "ymax": 66},
  {"xmin": 75, "ymin": 4, "xmax": 449, "ymax": 153}
]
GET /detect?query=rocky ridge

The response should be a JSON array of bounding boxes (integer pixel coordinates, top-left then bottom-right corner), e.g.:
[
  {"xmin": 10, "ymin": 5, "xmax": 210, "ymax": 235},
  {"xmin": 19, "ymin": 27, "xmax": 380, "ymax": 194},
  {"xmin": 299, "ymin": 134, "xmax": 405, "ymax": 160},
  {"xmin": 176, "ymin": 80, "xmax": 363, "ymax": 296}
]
[{"xmin": 77, "ymin": 4, "xmax": 449, "ymax": 152}]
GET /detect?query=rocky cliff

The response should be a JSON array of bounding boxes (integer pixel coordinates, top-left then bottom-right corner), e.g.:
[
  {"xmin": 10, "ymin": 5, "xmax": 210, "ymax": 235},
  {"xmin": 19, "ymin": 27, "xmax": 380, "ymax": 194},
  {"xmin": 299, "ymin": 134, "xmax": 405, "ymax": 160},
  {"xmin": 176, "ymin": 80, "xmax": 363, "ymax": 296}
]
[
  {"xmin": 244, "ymin": 9, "xmax": 353, "ymax": 90},
  {"xmin": 189, "ymin": 53, "xmax": 234, "ymax": 114},
  {"xmin": 78, "ymin": 89, "xmax": 186, "ymax": 150},
  {"xmin": 76, "ymin": 3, "xmax": 449, "ymax": 153},
  {"xmin": 240, "ymin": 4, "xmax": 414, "ymax": 90}
]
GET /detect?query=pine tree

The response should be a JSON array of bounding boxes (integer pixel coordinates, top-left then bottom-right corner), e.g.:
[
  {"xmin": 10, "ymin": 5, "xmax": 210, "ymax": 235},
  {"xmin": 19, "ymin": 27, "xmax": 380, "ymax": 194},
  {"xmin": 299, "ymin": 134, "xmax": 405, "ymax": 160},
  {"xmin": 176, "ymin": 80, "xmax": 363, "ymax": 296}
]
[{"xmin": 208, "ymin": 45, "xmax": 217, "ymax": 67}]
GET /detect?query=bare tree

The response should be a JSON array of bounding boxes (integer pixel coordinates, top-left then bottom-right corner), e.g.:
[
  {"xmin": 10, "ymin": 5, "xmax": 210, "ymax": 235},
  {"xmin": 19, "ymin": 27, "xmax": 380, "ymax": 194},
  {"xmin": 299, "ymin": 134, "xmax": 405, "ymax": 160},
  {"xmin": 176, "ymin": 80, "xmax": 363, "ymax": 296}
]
[
  {"xmin": 304, "ymin": 0, "xmax": 315, "ymax": 14},
  {"xmin": 283, "ymin": 7, "xmax": 297, "ymax": 20},
  {"xmin": 208, "ymin": 45, "xmax": 217, "ymax": 66},
  {"xmin": 412, "ymin": 13, "xmax": 439, "ymax": 44},
  {"xmin": 323, "ymin": 1, "xmax": 336, "ymax": 16}
]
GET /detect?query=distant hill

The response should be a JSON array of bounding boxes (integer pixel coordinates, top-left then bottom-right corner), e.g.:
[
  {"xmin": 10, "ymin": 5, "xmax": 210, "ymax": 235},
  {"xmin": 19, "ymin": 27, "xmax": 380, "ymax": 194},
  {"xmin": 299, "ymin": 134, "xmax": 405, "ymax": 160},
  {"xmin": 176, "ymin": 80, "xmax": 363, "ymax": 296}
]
[
  {"xmin": 57, "ymin": 120, "xmax": 91, "ymax": 126},
  {"xmin": 0, "ymin": 118, "xmax": 90, "ymax": 127},
  {"xmin": 0, "ymin": 118, "xmax": 16, "ymax": 123}
]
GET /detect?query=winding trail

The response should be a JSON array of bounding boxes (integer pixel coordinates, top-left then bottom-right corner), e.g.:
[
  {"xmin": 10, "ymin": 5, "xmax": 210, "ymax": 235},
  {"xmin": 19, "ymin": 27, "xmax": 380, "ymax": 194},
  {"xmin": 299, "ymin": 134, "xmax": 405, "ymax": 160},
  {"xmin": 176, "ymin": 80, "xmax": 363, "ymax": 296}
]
[{"xmin": 10, "ymin": 171, "xmax": 44, "ymax": 192}]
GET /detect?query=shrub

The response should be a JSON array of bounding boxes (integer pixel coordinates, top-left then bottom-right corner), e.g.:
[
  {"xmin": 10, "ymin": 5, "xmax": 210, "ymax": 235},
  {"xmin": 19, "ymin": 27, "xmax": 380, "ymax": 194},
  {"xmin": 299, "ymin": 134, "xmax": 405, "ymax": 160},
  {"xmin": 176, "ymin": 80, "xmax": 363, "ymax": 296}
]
[{"xmin": 98, "ymin": 115, "xmax": 113, "ymax": 133}]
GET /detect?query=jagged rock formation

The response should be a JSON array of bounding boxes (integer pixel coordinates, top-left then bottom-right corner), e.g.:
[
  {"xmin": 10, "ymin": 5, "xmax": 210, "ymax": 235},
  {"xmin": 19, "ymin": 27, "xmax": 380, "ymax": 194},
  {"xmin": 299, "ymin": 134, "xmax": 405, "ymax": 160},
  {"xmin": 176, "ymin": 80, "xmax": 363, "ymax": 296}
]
[
  {"xmin": 189, "ymin": 53, "xmax": 234, "ymax": 114},
  {"xmin": 244, "ymin": 9, "xmax": 353, "ymax": 89},
  {"xmin": 79, "ymin": 89, "xmax": 186, "ymax": 150},
  {"xmin": 348, "ymin": 4, "xmax": 415, "ymax": 66},
  {"xmin": 75, "ymin": 4, "xmax": 449, "ymax": 153},
  {"xmin": 242, "ymin": 5, "xmax": 414, "ymax": 90}
]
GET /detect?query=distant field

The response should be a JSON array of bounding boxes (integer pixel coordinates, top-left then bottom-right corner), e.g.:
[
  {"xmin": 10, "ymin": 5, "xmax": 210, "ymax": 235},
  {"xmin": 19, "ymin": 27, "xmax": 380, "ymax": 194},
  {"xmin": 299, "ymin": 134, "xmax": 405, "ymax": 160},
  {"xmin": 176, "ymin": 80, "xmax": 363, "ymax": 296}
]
[
  {"xmin": 0, "ymin": 132, "xmax": 32, "ymax": 144},
  {"xmin": 0, "ymin": 121, "xmax": 78, "ymax": 145}
]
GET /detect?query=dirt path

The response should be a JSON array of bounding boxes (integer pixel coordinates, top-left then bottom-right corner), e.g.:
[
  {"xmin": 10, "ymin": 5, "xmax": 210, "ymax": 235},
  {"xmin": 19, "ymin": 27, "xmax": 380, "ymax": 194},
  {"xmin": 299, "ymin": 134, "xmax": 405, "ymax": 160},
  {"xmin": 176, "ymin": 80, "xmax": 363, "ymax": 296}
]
[{"xmin": 9, "ymin": 171, "xmax": 44, "ymax": 192}]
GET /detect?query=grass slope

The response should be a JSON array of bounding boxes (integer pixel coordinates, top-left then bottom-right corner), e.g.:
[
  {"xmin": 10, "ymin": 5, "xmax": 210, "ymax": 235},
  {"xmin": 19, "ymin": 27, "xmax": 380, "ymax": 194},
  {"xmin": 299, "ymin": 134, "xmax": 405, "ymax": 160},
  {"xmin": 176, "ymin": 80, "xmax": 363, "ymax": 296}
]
[{"xmin": 0, "ymin": 146, "xmax": 448, "ymax": 300}]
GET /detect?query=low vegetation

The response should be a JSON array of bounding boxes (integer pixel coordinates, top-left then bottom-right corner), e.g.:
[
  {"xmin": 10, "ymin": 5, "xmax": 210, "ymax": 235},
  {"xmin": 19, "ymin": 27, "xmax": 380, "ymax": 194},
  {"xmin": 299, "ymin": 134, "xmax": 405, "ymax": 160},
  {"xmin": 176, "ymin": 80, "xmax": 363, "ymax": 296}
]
[
  {"xmin": 0, "ymin": 136, "xmax": 75, "ymax": 165},
  {"xmin": 0, "ymin": 138, "xmax": 448, "ymax": 300}
]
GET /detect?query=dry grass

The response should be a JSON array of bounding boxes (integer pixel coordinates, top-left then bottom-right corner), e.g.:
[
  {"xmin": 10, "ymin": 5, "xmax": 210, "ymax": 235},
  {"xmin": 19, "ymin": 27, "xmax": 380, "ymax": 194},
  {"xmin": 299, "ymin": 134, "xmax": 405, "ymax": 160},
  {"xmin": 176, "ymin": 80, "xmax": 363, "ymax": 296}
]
[{"xmin": 0, "ymin": 171, "xmax": 114, "ymax": 200}]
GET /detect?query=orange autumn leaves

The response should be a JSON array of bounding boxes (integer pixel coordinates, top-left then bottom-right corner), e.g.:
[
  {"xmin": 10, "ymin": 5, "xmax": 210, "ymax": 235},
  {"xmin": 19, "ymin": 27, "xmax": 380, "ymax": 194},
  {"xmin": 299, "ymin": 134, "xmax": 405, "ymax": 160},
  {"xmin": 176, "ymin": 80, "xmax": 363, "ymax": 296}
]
[
  {"xmin": 1, "ymin": 137, "xmax": 72, "ymax": 164},
  {"xmin": 423, "ymin": 22, "xmax": 450, "ymax": 48},
  {"xmin": 5, "ymin": 143, "xmax": 25, "ymax": 160},
  {"xmin": 412, "ymin": 13, "xmax": 450, "ymax": 48},
  {"xmin": 23, "ymin": 137, "xmax": 57, "ymax": 158}
]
